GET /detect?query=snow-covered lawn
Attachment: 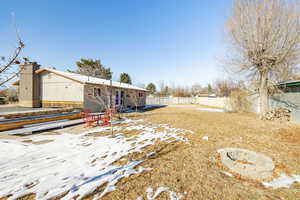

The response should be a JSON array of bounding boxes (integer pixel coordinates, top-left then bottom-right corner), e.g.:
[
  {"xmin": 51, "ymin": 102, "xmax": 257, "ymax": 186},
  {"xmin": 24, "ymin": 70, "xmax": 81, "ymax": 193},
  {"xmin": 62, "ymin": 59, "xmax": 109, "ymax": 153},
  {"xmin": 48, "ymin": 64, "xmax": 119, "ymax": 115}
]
[
  {"xmin": 263, "ymin": 174, "xmax": 300, "ymax": 189},
  {"xmin": 0, "ymin": 119, "xmax": 192, "ymax": 200},
  {"xmin": 137, "ymin": 186, "xmax": 183, "ymax": 200}
]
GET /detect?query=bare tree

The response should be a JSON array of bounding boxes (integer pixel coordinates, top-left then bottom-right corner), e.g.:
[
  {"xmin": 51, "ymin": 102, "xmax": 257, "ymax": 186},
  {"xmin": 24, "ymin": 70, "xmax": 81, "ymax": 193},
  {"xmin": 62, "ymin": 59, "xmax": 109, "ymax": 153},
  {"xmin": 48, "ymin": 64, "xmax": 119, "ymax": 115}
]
[
  {"xmin": 86, "ymin": 85, "xmax": 115, "ymax": 134},
  {"xmin": 130, "ymin": 90, "xmax": 143, "ymax": 115},
  {"xmin": 213, "ymin": 79, "xmax": 243, "ymax": 97},
  {"xmin": 94, "ymin": 87, "xmax": 111, "ymax": 110},
  {"xmin": 191, "ymin": 83, "xmax": 202, "ymax": 96},
  {"xmin": 0, "ymin": 14, "xmax": 25, "ymax": 88},
  {"xmin": 0, "ymin": 41, "xmax": 25, "ymax": 88},
  {"xmin": 171, "ymin": 85, "xmax": 191, "ymax": 97},
  {"xmin": 225, "ymin": 0, "xmax": 300, "ymax": 116},
  {"xmin": 158, "ymin": 80, "xmax": 170, "ymax": 96},
  {"xmin": 214, "ymin": 79, "xmax": 232, "ymax": 97},
  {"xmin": 158, "ymin": 80, "xmax": 165, "ymax": 94}
]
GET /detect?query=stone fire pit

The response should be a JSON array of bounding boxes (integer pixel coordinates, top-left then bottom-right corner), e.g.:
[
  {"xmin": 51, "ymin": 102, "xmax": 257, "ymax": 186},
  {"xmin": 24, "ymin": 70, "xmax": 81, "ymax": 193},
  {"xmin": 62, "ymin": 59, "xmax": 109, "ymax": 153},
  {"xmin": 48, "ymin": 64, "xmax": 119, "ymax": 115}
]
[{"xmin": 218, "ymin": 148, "xmax": 274, "ymax": 180}]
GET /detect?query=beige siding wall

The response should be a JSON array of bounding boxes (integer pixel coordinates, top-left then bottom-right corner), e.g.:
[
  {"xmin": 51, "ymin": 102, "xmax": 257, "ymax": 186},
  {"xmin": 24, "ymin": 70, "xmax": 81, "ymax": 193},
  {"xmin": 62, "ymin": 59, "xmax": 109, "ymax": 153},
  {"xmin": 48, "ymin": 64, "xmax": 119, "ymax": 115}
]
[
  {"xmin": 40, "ymin": 72, "xmax": 84, "ymax": 108},
  {"xmin": 39, "ymin": 72, "xmax": 146, "ymax": 111},
  {"xmin": 125, "ymin": 89, "xmax": 146, "ymax": 107},
  {"xmin": 84, "ymin": 84, "xmax": 146, "ymax": 112},
  {"xmin": 83, "ymin": 85, "xmax": 106, "ymax": 111}
]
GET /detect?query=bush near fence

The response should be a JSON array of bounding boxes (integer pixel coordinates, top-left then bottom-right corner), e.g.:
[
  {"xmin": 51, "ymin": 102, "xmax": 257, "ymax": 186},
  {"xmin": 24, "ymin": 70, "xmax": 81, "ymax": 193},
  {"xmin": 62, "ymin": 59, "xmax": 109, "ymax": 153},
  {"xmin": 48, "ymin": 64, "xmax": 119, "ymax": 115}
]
[{"xmin": 226, "ymin": 90, "xmax": 252, "ymax": 113}]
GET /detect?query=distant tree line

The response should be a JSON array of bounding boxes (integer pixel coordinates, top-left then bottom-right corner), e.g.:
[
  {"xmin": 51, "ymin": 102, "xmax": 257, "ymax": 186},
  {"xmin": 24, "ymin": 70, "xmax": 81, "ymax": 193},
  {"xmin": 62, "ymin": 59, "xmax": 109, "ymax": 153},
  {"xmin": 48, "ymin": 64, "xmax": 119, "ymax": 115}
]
[{"xmin": 144, "ymin": 80, "xmax": 247, "ymax": 97}]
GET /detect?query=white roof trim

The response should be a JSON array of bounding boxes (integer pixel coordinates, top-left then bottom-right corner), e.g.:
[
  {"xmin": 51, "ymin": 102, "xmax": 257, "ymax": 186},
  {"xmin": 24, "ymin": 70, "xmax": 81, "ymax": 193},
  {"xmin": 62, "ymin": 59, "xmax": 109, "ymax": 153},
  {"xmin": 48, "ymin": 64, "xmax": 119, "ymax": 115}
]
[{"xmin": 40, "ymin": 68, "xmax": 147, "ymax": 91}]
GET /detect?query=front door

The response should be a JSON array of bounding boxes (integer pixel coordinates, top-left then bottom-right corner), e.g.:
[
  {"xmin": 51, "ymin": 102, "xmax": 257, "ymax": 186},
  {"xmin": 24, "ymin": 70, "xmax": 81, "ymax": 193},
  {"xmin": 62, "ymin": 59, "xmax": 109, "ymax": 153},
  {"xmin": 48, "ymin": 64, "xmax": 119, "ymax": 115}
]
[
  {"xmin": 115, "ymin": 90, "xmax": 125, "ymax": 107},
  {"xmin": 120, "ymin": 91, "xmax": 124, "ymax": 105}
]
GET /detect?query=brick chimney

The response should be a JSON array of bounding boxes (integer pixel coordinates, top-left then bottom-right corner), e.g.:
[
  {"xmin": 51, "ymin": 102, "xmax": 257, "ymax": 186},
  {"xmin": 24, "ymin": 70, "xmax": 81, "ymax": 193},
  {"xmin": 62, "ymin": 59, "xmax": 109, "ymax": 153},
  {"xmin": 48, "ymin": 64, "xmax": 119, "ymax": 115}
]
[{"xmin": 18, "ymin": 62, "xmax": 41, "ymax": 107}]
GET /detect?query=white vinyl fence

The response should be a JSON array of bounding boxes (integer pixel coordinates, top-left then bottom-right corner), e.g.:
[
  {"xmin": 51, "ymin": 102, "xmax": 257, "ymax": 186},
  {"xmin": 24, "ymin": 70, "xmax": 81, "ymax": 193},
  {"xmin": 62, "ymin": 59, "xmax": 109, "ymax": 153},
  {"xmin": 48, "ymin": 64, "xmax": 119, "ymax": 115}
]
[{"xmin": 146, "ymin": 96, "xmax": 227, "ymax": 108}]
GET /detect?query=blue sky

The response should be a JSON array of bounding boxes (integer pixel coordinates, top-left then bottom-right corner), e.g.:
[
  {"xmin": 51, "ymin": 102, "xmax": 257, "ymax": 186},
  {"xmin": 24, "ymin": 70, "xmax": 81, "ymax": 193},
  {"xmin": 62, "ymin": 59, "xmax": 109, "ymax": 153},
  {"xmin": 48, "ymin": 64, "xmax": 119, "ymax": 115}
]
[{"xmin": 0, "ymin": 0, "xmax": 231, "ymax": 87}]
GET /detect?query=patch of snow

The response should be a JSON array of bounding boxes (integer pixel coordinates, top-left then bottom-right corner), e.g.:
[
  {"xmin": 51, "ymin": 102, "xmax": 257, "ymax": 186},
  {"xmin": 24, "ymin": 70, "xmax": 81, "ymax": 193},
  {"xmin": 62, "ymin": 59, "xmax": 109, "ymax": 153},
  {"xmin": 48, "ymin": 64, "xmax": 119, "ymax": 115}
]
[
  {"xmin": 217, "ymin": 149, "xmax": 223, "ymax": 153},
  {"xmin": 125, "ymin": 125, "xmax": 146, "ymax": 131},
  {"xmin": 202, "ymin": 136, "xmax": 209, "ymax": 141},
  {"xmin": 82, "ymin": 119, "xmax": 145, "ymax": 135},
  {"xmin": 143, "ymin": 187, "xmax": 182, "ymax": 200},
  {"xmin": 146, "ymin": 187, "xmax": 169, "ymax": 200},
  {"xmin": 82, "ymin": 126, "xmax": 122, "ymax": 135},
  {"xmin": 262, "ymin": 174, "xmax": 300, "ymax": 189},
  {"xmin": 197, "ymin": 108, "xmax": 224, "ymax": 112},
  {"xmin": 169, "ymin": 191, "xmax": 183, "ymax": 200},
  {"xmin": 146, "ymin": 152, "xmax": 156, "ymax": 157},
  {"xmin": 222, "ymin": 171, "xmax": 233, "ymax": 177},
  {"xmin": 120, "ymin": 118, "xmax": 144, "ymax": 124},
  {"xmin": 0, "ymin": 121, "xmax": 192, "ymax": 200}
]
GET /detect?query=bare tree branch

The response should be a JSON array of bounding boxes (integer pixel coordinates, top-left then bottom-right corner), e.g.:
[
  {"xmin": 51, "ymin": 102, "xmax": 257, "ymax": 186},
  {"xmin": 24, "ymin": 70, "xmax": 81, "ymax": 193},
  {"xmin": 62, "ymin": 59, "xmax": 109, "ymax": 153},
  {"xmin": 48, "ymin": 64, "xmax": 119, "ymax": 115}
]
[
  {"xmin": 0, "ymin": 14, "xmax": 25, "ymax": 87},
  {"xmin": 225, "ymin": 0, "xmax": 300, "ymax": 116}
]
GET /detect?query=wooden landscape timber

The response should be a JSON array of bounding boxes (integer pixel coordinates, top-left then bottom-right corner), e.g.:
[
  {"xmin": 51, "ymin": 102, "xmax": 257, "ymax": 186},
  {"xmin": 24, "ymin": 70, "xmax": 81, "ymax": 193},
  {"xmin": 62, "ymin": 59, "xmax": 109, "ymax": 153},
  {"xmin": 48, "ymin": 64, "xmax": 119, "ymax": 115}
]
[
  {"xmin": 0, "ymin": 119, "xmax": 84, "ymax": 135},
  {"xmin": 41, "ymin": 101, "xmax": 84, "ymax": 108},
  {"xmin": 0, "ymin": 108, "xmax": 75, "ymax": 119},
  {"xmin": 0, "ymin": 112, "xmax": 81, "ymax": 131}
]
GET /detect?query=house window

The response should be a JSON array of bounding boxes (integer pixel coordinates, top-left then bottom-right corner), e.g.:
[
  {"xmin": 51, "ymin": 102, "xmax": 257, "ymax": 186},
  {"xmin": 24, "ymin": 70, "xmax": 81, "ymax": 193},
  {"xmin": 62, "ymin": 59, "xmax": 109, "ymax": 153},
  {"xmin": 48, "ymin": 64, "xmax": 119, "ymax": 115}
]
[
  {"xmin": 115, "ymin": 91, "xmax": 120, "ymax": 105},
  {"xmin": 121, "ymin": 91, "xmax": 124, "ymax": 105},
  {"xmin": 94, "ymin": 88, "xmax": 101, "ymax": 96},
  {"xmin": 139, "ymin": 92, "xmax": 143, "ymax": 97}
]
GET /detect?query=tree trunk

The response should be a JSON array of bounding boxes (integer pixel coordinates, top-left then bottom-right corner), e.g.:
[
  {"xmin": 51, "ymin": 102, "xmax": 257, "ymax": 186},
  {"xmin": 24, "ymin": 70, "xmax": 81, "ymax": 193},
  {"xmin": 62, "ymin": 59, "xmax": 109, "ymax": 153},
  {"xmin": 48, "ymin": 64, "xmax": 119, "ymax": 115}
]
[{"xmin": 259, "ymin": 72, "xmax": 269, "ymax": 117}]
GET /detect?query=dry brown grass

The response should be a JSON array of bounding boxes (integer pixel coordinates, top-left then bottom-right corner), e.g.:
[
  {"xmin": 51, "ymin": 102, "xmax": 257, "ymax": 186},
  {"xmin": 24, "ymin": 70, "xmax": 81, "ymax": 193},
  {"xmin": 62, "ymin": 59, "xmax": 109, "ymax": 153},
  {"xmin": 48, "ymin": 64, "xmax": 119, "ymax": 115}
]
[
  {"xmin": 2, "ymin": 106, "xmax": 300, "ymax": 200},
  {"xmin": 100, "ymin": 106, "xmax": 300, "ymax": 200}
]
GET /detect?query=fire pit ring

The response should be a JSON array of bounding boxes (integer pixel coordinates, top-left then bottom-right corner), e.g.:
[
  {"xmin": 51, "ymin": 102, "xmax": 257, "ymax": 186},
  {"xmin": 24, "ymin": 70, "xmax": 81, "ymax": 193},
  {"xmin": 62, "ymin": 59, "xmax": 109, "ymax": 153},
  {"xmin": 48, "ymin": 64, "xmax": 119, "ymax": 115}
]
[{"xmin": 218, "ymin": 148, "xmax": 274, "ymax": 180}]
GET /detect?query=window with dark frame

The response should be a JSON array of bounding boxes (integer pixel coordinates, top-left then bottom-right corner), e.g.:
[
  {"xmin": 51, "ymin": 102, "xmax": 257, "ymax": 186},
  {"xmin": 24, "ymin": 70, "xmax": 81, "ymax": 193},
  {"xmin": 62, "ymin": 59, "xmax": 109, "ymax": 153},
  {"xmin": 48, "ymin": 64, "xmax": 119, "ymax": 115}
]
[
  {"xmin": 94, "ymin": 88, "xmax": 101, "ymax": 97},
  {"xmin": 121, "ymin": 91, "xmax": 124, "ymax": 105}
]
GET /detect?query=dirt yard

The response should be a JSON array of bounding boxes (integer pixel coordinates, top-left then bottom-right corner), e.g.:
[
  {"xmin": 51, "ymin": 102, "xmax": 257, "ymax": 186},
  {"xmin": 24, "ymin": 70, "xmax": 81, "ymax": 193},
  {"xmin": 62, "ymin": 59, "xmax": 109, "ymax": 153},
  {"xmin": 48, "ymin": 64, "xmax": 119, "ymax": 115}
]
[
  {"xmin": 1, "ymin": 105, "xmax": 300, "ymax": 200},
  {"xmin": 103, "ymin": 106, "xmax": 300, "ymax": 200}
]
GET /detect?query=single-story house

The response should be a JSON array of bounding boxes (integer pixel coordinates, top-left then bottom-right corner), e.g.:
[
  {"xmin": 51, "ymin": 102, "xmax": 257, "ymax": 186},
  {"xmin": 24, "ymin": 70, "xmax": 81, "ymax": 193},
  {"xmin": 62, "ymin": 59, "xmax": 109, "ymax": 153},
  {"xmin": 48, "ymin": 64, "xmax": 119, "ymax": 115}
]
[{"xmin": 13, "ymin": 62, "xmax": 147, "ymax": 112}]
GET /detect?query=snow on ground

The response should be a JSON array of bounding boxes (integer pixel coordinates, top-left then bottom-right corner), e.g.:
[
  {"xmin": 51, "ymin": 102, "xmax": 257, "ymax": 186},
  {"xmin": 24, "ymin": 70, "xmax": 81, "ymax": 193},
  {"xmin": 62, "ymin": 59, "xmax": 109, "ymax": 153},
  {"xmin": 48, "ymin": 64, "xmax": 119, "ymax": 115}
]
[
  {"xmin": 221, "ymin": 171, "xmax": 233, "ymax": 177},
  {"xmin": 202, "ymin": 136, "xmax": 209, "ymax": 141},
  {"xmin": 0, "ymin": 119, "xmax": 192, "ymax": 200},
  {"xmin": 136, "ymin": 186, "xmax": 183, "ymax": 200},
  {"xmin": 262, "ymin": 174, "xmax": 300, "ymax": 189}
]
